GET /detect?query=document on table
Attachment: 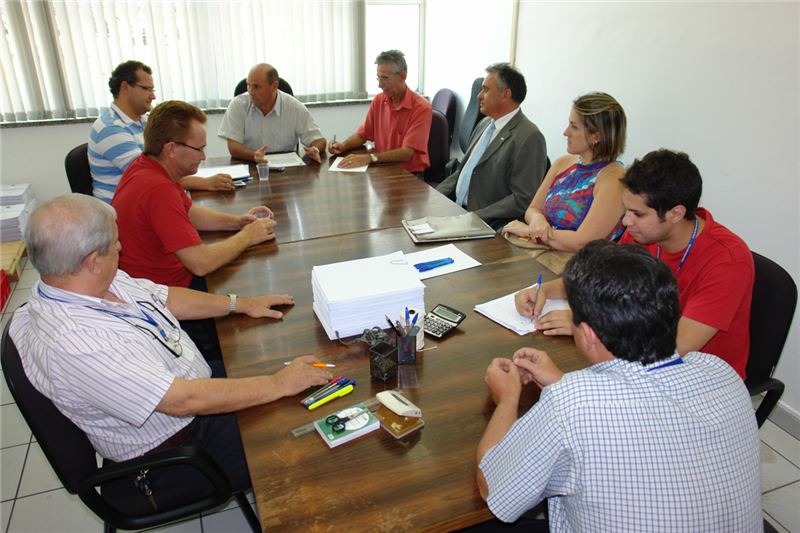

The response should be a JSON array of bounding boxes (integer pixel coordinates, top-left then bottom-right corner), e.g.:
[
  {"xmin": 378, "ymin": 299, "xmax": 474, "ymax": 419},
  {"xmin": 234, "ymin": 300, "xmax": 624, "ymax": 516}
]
[
  {"xmin": 329, "ymin": 157, "xmax": 369, "ymax": 173},
  {"xmin": 475, "ymin": 284, "xmax": 571, "ymax": 335},
  {"xmin": 193, "ymin": 164, "xmax": 250, "ymax": 179},
  {"xmin": 265, "ymin": 152, "xmax": 305, "ymax": 167},
  {"xmin": 404, "ymin": 244, "xmax": 481, "ymax": 280}
]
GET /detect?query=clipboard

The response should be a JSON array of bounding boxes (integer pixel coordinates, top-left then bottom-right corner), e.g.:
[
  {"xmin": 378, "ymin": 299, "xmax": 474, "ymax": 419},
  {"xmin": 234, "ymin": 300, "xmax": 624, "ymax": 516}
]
[{"xmin": 402, "ymin": 213, "xmax": 496, "ymax": 243}]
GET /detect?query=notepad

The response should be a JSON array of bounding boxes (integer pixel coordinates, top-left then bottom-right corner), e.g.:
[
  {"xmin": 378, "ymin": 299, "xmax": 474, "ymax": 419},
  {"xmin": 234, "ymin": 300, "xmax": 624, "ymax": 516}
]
[
  {"xmin": 193, "ymin": 164, "xmax": 250, "ymax": 179},
  {"xmin": 264, "ymin": 152, "xmax": 305, "ymax": 167},
  {"xmin": 314, "ymin": 403, "xmax": 380, "ymax": 448},
  {"xmin": 329, "ymin": 157, "xmax": 369, "ymax": 172},
  {"xmin": 475, "ymin": 284, "xmax": 571, "ymax": 335}
]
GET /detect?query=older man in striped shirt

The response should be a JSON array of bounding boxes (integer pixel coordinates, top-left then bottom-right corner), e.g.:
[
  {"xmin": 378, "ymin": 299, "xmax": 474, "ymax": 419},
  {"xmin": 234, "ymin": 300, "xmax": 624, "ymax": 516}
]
[{"xmin": 9, "ymin": 193, "xmax": 331, "ymax": 488}]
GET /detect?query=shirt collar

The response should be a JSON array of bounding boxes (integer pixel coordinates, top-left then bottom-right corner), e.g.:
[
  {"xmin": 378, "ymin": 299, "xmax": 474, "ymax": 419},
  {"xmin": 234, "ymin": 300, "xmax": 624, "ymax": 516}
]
[
  {"xmin": 35, "ymin": 271, "xmax": 137, "ymax": 310},
  {"xmin": 491, "ymin": 107, "xmax": 519, "ymax": 134},
  {"xmin": 110, "ymin": 102, "xmax": 145, "ymax": 125}
]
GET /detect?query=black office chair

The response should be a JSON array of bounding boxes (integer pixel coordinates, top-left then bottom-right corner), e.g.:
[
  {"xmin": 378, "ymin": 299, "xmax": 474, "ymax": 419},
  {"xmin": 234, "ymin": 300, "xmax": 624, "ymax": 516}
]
[
  {"xmin": 65, "ymin": 143, "xmax": 93, "ymax": 196},
  {"xmin": 459, "ymin": 78, "xmax": 486, "ymax": 153},
  {"xmin": 234, "ymin": 77, "xmax": 294, "ymax": 98},
  {"xmin": 744, "ymin": 252, "xmax": 797, "ymax": 428},
  {"xmin": 423, "ymin": 110, "xmax": 458, "ymax": 185},
  {"xmin": 431, "ymin": 89, "xmax": 456, "ymax": 143},
  {"xmin": 0, "ymin": 318, "xmax": 261, "ymax": 533}
]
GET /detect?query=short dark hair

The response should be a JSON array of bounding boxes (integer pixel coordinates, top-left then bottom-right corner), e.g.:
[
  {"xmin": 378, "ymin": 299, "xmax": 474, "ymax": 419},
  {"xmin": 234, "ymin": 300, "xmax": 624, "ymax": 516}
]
[
  {"xmin": 621, "ymin": 150, "xmax": 703, "ymax": 220},
  {"xmin": 572, "ymin": 92, "xmax": 626, "ymax": 163},
  {"xmin": 563, "ymin": 240, "xmax": 680, "ymax": 364},
  {"xmin": 375, "ymin": 50, "xmax": 407, "ymax": 75},
  {"xmin": 109, "ymin": 60, "xmax": 152, "ymax": 98},
  {"xmin": 143, "ymin": 100, "xmax": 207, "ymax": 157},
  {"xmin": 485, "ymin": 63, "xmax": 527, "ymax": 104}
]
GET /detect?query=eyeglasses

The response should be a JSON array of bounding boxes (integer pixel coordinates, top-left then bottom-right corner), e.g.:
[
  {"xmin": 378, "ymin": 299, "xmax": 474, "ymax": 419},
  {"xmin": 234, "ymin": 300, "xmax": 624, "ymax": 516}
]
[
  {"xmin": 172, "ymin": 141, "xmax": 205, "ymax": 154},
  {"xmin": 376, "ymin": 76, "xmax": 393, "ymax": 82},
  {"xmin": 131, "ymin": 84, "xmax": 156, "ymax": 95}
]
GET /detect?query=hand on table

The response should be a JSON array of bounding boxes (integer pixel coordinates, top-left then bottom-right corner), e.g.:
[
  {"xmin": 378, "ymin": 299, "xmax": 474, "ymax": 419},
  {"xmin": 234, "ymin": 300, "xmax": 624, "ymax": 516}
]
[
  {"xmin": 203, "ymin": 173, "xmax": 235, "ymax": 191},
  {"xmin": 278, "ymin": 355, "xmax": 333, "ymax": 396},
  {"xmin": 237, "ymin": 294, "xmax": 295, "ymax": 319},
  {"xmin": 337, "ymin": 154, "xmax": 372, "ymax": 169},
  {"xmin": 254, "ymin": 144, "xmax": 270, "ymax": 164},
  {"xmin": 328, "ymin": 140, "xmax": 344, "ymax": 155},
  {"xmin": 303, "ymin": 146, "xmax": 322, "ymax": 164}
]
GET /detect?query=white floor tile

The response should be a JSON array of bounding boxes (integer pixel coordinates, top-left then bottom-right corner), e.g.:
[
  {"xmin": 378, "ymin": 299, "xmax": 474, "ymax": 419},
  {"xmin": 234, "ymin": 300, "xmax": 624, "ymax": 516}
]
[
  {"xmin": 762, "ymin": 420, "xmax": 800, "ymax": 469},
  {"xmin": 763, "ymin": 441, "xmax": 800, "ymax": 493},
  {"xmin": 1, "ymin": 500, "xmax": 13, "ymax": 533},
  {"xmin": 5, "ymin": 288, "xmax": 30, "ymax": 314},
  {"xmin": 763, "ymin": 481, "xmax": 800, "ymax": 533},
  {"xmin": 14, "ymin": 268, "xmax": 39, "ymax": 290},
  {"xmin": 136, "ymin": 516, "xmax": 203, "ymax": 532},
  {"xmin": 1, "ymin": 369, "xmax": 14, "ymax": 405},
  {"xmin": 7, "ymin": 488, "xmax": 103, "ymax": 532},
  {"xmin": 1, "ymin": 312, "xmax": 11, "ymax": 334},
  {"xmin": 202, "ymin": 506, "xmax": 258, "ymax": 533},
  {"xmin": 19, "ymin": 257, "xmax": 30, "ymax": 271},
  {"xmin": 1, "ymin": 403, "xmax": 31, "ymax": 448},
  {"xmin": 765, "ymin": 512, "xmax": 790, "ymax": 533},
  {"xmin": 17, "ymin": 442, "xmax": 62, "ymax": 497},
  {"xmin": 1, "ymin": 444, "xmax": 27, "ymax": 501}
]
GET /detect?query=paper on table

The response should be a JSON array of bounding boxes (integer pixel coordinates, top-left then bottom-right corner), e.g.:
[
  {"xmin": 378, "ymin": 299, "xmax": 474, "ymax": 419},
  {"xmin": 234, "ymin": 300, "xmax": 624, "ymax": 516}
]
[
  {"xmin": 329, "ymin": 157, "xmax": 369, "ymax": 173},
  {"xmin": 264, "ymin": 152, "xmax": 305, "ymax": 167},
  {"xmin": 475, "ymin": 284, "xmax": 570, "ymax": 335},
  {"xmin": 193, "ymin": 164, "xmax": 250, "ymax": 179},
  {"xmin": 404, "ymin": 244, "xmax": 482, "ymax": 280}
]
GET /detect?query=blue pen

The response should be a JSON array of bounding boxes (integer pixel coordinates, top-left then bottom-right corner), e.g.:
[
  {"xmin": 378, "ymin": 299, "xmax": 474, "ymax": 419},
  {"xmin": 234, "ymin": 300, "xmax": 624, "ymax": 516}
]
[
  {"xmin": 405, "ymin": 307, "xmax": 410, "ymax": 330},
  {"xmin": 531, "ymin": 273, "xmax": 543, "ymax": 323},
  {"xmin": 306, "ymin": 379, "xmax": 356, "ymax": 409},
  {"xmin": 413, "ymin": 257, "xmax": 455, "ymax": 272}
]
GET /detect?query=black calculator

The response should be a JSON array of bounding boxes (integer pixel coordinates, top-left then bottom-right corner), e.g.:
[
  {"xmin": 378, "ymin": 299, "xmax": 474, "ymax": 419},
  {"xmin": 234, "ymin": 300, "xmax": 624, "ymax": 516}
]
[{"xmin": 424, "ymin": 304, "xmax": 466, "ymax": 338}]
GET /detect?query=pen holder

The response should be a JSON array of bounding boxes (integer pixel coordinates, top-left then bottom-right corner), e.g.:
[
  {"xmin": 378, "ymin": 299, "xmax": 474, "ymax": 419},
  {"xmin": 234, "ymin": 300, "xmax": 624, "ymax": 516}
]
[
  {"xmin": 369, "ymin": 340, "xmax": 398, "ymax": 382},
  {"xmin": 397, "ymin": 325, "xmax": 419, "ymax": 364}
]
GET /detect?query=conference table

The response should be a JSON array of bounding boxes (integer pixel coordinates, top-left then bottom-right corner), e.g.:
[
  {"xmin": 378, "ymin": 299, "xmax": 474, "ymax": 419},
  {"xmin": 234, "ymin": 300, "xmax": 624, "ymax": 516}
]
[{"xmin": 193, "ymin": 154, "xmax": 584, "ymax": 532}]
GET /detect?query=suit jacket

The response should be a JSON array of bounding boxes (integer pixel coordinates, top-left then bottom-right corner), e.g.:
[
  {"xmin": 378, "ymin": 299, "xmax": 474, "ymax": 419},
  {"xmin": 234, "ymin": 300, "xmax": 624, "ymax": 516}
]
[{"xmin": 437, "ymin": 111, "xmax": 547, "ymax": 230}]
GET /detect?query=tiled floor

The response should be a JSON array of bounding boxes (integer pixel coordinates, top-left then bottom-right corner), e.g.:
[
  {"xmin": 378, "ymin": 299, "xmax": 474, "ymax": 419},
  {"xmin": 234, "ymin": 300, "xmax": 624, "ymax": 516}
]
[{"xmin": 2, "ymin": 257, "xmax": 799, "ymax": 532}]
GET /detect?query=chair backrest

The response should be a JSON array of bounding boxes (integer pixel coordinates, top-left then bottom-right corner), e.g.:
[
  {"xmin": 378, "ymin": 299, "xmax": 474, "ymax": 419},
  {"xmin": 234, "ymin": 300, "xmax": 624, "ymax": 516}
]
[
  {"xmin": 233, "ymin": 77, "xmax": 294, "ymax": 98},
  {"xmin": 744, "ymin": 252, "xmax": 798, "ymax": 387},
  {"xmin": 1, "ymin": 317, "xmax": 100, "ymax": 495},
  {"xmin": 431, "ymin": 89, "xmax": 456, "ymax": 142},
  {"xmin": 64, "ymin": 143, "xmax": 93, "ymax": 196},
  {"xmin": 459, "ymin": 77, "xmax": 486, "ymax": 153},
  {"xmin": 423, "ymin": 110, "xmax": 450, "ymax": 183}
]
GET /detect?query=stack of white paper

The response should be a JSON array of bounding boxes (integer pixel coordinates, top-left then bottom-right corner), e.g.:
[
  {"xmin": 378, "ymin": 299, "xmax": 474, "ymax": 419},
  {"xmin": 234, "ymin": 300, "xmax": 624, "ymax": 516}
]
[
  {"xmin": 1, "ymin": 199, "xmax": 37, "ymax": 242},
  {"xmin": 0, "ymin": 184, "xmax": 32, "ymax": 206},
  {"xmin": 312, "ymin": 251, "xmax": 425, "ymax": 340},
  {"xmin": 475, "ymin": 284, "xmax": 571, "ymax": 335}
]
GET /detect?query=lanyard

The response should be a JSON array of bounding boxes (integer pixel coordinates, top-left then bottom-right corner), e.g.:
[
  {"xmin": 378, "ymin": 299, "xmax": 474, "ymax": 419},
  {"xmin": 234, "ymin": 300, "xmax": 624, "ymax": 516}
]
[
  {"xmin": 647, "ymin": 357, "xmax": 683, "ymax": 372},
  {"xmin": 657, "ymin": 218, "xmax": 699, "ymax": 276},
  {"xmin": 37, "ymin": 286, "xmax": 182, "ymax": 357}
]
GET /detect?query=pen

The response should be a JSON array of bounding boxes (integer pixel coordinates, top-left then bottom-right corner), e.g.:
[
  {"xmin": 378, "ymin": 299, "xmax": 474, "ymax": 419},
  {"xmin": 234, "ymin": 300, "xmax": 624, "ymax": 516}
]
[
  {"xmin": 307, "ymin": 379, "xmax": 355, "ymax": 409},
  {"xmin": 405, "ymin": 307, "xmax": 410, "ymax": 330},
  {"xmin": 284, "ymin": 362, "xmax": 335, "ymax": 368},
  {"xmin": 385, "ymin": 315, "xmax": 404, "ymax": 337},
  {"xmin": 301, "ymin": 376, "xmax": 345, "ymax": 405},
  {"xmin": 307, "ymin": 383, "xmax": 354, "ymax": 410},
  {"xmin": 410, "ymin": 313, "xmax": 419, "ymax": 327},
  {"xmin": 413, "ymin": 257, "xmax": 455, "ymax": 272},
  {"xmin": 233, "ymin": 177, "xmax": 251, "ymax": 182},
  {"xmin": 531, "ymin": 273, "xmax": 542, "ymax": 324}
]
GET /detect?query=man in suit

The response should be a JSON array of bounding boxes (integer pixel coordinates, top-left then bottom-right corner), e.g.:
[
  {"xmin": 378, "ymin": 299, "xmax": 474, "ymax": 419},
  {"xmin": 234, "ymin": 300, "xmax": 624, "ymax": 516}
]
[{"xmin": 437, "ymin": 63, "xmax": 547, "ymax": 231}]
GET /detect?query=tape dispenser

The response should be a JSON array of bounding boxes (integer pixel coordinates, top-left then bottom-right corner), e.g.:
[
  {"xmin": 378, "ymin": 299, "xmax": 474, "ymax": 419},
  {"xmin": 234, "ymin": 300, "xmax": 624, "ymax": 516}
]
[{"xmin": 374, "ymin": 390, "xmax": 425, "ymax": 439}]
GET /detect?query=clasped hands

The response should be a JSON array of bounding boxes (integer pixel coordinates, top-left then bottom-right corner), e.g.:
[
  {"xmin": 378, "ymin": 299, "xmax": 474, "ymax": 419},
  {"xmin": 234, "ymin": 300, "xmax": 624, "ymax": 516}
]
[
  {"xmin": 254, "ymin": 144, "xmax": 322, "ymax": 164},
  {"xmin": 501, "ymin": 214, "xmax": 553, "ymax": 246},
  {"xmin": 484, "ymin": 348, "xmax": 565, "ymax": 405}
]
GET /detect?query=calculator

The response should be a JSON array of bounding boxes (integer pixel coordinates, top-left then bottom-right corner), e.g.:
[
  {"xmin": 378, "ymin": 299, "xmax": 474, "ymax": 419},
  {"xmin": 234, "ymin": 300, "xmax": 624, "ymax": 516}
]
[{"xmin": 424, "ymin": 304, "xmax": 466, "ymax": 338}]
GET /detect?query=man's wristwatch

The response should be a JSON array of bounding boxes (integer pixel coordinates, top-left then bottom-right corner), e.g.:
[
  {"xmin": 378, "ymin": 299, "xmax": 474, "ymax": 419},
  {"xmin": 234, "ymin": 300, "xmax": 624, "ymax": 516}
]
[
  {"xmin": 370, "ymin": 153, "xmax": 378, "ymax": 163},
  {"xmin": 228, "ymin": 294, "xmax": 238, "ymax": 315}
]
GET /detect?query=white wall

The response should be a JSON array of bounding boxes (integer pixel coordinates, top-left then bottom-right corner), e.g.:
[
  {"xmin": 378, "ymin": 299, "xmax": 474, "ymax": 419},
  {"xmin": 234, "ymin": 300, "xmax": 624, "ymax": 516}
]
[{"xmin": 424, "ymin": 0, "xmax": 800, "ymax": 429}]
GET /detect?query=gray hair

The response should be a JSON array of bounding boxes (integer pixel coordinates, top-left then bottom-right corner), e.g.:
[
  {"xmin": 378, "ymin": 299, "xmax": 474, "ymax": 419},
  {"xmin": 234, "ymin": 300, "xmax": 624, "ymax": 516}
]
[
  {"xmin": 26, "ymin": 194, "xmax": 117, "ymax": 277},
  {"xmin": 375, "ymin": 50, "xmax": 407, "ymax": 75}
]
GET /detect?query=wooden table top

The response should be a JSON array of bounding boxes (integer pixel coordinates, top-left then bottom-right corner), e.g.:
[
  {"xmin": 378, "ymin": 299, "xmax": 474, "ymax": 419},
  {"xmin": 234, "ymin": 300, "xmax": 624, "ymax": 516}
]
[
  {"xmin": 198, "ymin": 158, "xmax": 584, "ymax": 532},
  {"xmin": 192, "ymin": 155, "xmax": 464, "ymax": 245}
]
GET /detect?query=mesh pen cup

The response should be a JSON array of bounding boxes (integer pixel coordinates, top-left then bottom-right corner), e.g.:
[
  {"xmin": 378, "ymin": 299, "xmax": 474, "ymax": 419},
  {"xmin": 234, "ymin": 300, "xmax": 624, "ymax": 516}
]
[{"xmin": 369, "ymin": 340, "xmax": 398, "ymax": 382}]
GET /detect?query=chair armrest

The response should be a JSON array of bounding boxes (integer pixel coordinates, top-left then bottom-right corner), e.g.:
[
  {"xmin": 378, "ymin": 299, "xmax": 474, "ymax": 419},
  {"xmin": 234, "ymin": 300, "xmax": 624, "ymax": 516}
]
[{"xmin": 77, "ymin": 446, "xmax": 232, "ymax": 530}]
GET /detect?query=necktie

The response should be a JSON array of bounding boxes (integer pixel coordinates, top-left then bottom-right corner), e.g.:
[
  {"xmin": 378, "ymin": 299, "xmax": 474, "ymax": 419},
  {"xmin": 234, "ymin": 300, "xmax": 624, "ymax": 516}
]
[{"xmin": 456, "ymin": 121, "xmax": 496, "ymax": 207}]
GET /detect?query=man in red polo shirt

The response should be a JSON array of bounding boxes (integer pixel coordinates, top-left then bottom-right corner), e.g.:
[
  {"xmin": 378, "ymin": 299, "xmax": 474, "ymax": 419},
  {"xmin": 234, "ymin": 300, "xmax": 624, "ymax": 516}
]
[
  {"xmin": 514, "ymin": 150, "xmax": 754, "ymax": 379},
  {"xmin": 330, "ymin": 50, "xmax": 432, "ymax": 179}
]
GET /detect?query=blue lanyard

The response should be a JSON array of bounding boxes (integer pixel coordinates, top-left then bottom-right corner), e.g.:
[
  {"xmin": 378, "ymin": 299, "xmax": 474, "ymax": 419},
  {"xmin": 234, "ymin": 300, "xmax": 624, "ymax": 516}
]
[
  {"xmin": 647, "ymin": 357, "xmax": 683, "ymax": 371},
  {"xmin": 657, "ymin": 218, "xmax": 699, "ymax": 276},
  {"xmin": 37, "ymin": 286, "xmax": 174, "ymax": 344}
]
